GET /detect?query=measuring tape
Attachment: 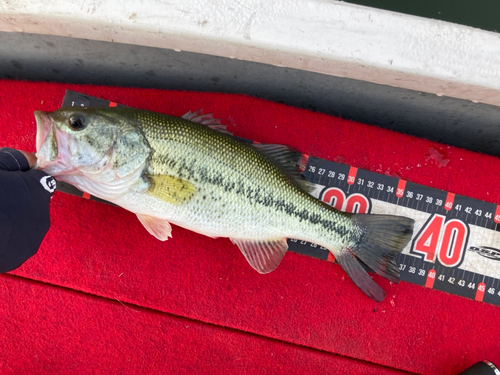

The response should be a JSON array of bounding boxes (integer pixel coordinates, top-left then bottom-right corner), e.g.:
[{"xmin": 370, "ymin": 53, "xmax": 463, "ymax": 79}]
[
  {"xmin": 60, "ymin": 90, "xmax": 500, "ymax": 307},
  {"xmin": 290, "ymin": 155, "xmax": 500, "ymax": 306}
]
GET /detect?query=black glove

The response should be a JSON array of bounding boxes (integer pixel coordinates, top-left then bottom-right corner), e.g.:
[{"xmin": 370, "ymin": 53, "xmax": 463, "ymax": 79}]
[{"xmin": 0, "ymin": 148, "xmax": 56, "ymax": 273}]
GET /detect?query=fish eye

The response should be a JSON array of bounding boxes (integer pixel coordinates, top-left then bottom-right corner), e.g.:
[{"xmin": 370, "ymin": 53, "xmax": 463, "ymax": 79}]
[{"xmin": 69, "ymin": 115, "xmax": 86, "ymax": 131}]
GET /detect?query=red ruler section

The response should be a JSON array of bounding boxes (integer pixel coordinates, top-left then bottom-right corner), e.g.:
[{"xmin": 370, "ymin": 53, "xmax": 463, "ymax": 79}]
[
  {"xmin": 347, "ymin": 166, "xmax": 358, "ymax": 185},
  {"xmin": 396, "ymin": 179, "xmax": 406, "ymax": 198}
]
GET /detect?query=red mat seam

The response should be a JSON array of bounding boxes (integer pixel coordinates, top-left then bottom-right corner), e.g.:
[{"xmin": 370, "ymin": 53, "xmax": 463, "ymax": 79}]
[{"xmin": 2, "ymin": 273, "xmax": 416, "ymax": 374}]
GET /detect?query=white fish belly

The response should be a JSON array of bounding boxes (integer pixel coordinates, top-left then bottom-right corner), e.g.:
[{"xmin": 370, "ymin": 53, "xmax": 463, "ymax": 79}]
[{"xmin": 115, "ymin": 185, "xmax": 352, "ymax": 249}]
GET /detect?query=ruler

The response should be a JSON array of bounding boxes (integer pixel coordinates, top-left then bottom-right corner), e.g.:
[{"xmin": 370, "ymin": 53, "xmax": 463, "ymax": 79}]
[
  {"xmin": 58, "ymin": 90, "xmax": 500, "ymax": 306},
  {"xmin": 290, "ymin": 156, "xmax": 500, "ymax": 306}
]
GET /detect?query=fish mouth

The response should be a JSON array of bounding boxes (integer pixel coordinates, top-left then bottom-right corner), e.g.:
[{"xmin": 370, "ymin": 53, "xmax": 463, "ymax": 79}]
[
  {"xmin": 34, "ymin": 111, "xmax": 55, "ymax": 157},
  {"xmin": 34, "ymin": 110, "xmax": 68, "ymax": 174}
]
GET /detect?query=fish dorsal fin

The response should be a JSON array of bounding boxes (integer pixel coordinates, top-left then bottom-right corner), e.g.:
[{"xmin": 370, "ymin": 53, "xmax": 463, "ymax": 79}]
[
  {"xmin": 231, "ymin": 238, "xmax": 288, "ymax": 274},
  {"xmin": 181, "ymin": 109, "xmax": 232, "ymax": 135},
  {"xmin": 250, "ymin": 143, "xmax": 315, "ymax": 194},
  {"xmin": 137, "ymin": 213, "xmax": 172, "ymax": 241},
  {"xmin": 147, "ymin": 175, "xmax": 197, "ymax": 204}
]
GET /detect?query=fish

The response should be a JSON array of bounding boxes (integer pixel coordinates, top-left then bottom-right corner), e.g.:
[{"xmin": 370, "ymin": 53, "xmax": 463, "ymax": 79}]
[{"xmin": 34, "ymin": 106, "xmax": 414, "ymax": 301}]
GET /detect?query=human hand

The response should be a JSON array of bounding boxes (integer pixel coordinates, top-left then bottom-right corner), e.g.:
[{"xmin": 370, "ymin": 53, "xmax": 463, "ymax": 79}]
[{"xmin": 18, "ymin": 150, "xmax": 37, "ymax": 169}]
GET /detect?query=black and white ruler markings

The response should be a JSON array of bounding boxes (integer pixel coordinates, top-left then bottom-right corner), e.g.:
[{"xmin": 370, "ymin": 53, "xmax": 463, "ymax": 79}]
[
  {"xmin": 289, "ymin": 155, "xmax": 500, "ymax": 306},
  {"xmin": 58, "ymin": 90, "xmax": 500, "ymax": 306}
]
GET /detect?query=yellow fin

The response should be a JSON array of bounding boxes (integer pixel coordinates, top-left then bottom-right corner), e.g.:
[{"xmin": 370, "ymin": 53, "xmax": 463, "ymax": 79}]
[{"xmin": 147, "ymin": 175, "xmax": 197, "ymax": 204}]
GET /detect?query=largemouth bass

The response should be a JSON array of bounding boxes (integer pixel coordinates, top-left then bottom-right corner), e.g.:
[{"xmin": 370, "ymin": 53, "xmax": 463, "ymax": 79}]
[{"xmin": 34, "ymin": 107, "xmax": 414, "ymax": 301}]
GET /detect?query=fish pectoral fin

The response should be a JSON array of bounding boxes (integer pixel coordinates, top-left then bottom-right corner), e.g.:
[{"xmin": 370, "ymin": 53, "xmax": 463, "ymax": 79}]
[
  {"xmin": 137, "ymin": 213, "xmax": 172, "ymax": 241},
  {"xmin": 147, "ymin": 175, "xmax": 197, "ymax": 205},
  {"xmin": 231, "ymin": 238, "xmax": 288, "ymax": 274},
  {"xmin": 335, "ymin": 250, "xmax": 386, "ymax": 302}
]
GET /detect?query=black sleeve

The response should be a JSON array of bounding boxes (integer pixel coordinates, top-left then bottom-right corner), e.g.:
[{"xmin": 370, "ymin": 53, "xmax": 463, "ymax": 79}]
[{"xmin": 0, "ymin": 148, "xmax": 56, "ymax": 273}]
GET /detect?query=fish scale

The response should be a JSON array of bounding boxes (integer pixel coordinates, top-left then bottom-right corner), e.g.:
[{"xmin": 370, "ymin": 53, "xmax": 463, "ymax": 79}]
[
  {"xmin": 137, "ymin": 109, "xmax": 326, "ymax": 234},
  {"xmin": 35, "ymin": 106, "xmax": 414, "ymax": 301}
]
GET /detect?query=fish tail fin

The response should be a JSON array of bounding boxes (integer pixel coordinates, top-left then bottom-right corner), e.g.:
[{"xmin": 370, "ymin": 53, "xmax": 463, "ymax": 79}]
[{"xmin": 335, "ymin": 214, "xmax": 414, "ymax": 302}]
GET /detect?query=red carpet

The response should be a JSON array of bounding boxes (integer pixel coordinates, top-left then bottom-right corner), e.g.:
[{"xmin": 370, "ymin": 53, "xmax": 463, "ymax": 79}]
[{"xmin": 1, "ymin": 80, "xmax": 499, "ymax": 374}]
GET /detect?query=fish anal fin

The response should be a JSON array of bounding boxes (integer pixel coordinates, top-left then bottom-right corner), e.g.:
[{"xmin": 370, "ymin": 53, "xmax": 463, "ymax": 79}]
[
  {"xmin": 147, "ymin": 175, "xmax": 197, "ymax": 204},
  {"xmin": 231, "ymin": 238, "xmax": 288, "ymax": 274},
  {"xmin": 336, "ymin": 250, "xmax": 386, "ymax": 302},
  {"xmin": 137, "ymin": 213, "xmax": 172, "ymax": 241}
]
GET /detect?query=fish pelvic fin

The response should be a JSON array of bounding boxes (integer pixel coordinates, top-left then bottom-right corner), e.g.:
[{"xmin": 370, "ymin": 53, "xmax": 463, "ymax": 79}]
[
  {"xmin": 137, "ymin": 213, "xmax": 172, "ymax": 241},
  {"xmin": 231, "ymin": 238, "xmax": 288, "ymax": 274},
  {"xmin": 147, "ymin": 175, "xmax": 197, "ymax": 204},
  {"xmin": 337, "ymin": 214, "xmax": 414, "ymax": 302}
]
